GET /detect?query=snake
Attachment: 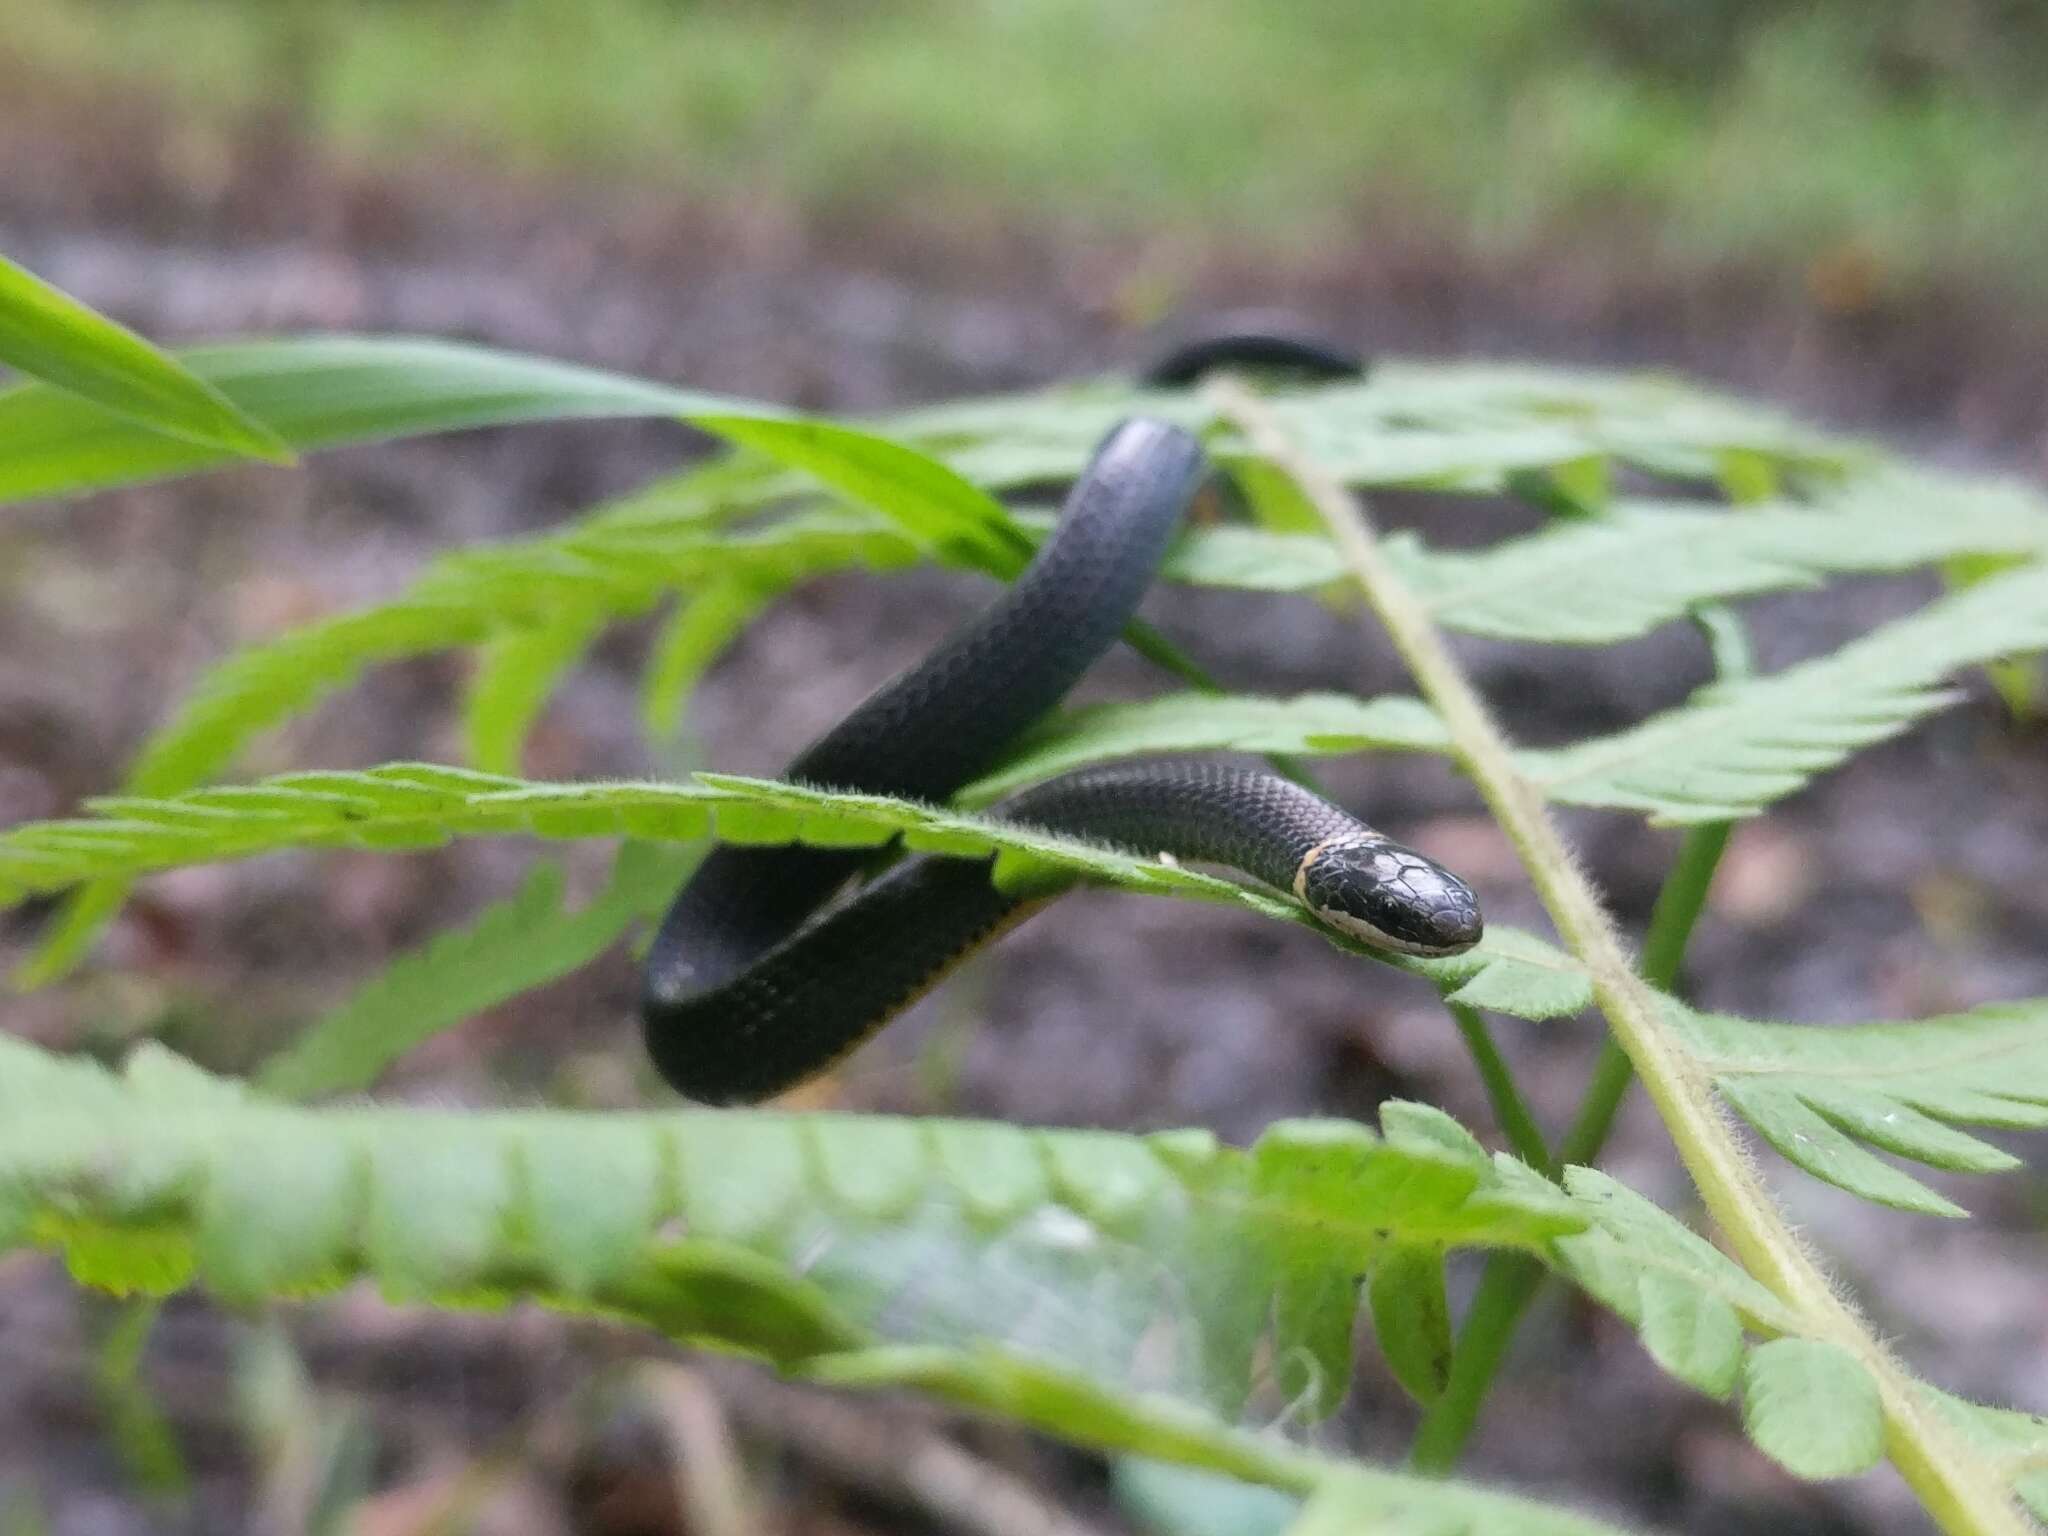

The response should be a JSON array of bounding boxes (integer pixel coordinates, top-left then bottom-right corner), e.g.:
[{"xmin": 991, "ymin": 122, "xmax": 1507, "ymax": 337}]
[{"xmin": 641, "ymin": 326, "xmax": 1479, "ymax": 1105}]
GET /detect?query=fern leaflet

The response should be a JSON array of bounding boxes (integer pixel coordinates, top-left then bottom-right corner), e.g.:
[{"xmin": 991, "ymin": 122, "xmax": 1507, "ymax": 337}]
[
  {"xmin": 1400, "ymin": 479, "xmax": 2047, "ymax": 644},
  {"xmin": 0, "ymin": 1035, "xmax": 1573, "ymax": 1425},
  {"xmin": 1526, "ymin": 562, "xmax": 2048, "ymax": 821},
  {"xmin": 461, "ymin": 600, "xmax": 613, "ymax": 774},
  {"xmin": 1678, "ymin": 1000, "xmax": 2048, "ymax": 1216},
  {"xmin": 256, "ymin": 842, "xmax": 694, "ymax": 1101},
  {"xmin": 0, "ymin": 763, "xmax": 1591, "ymax": 1023}
]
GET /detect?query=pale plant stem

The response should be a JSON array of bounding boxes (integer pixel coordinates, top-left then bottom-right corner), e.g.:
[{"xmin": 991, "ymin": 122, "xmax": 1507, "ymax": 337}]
[{"xmin": 1210, "ymin": 380, "xmax": 2028, "ymax": 1536}]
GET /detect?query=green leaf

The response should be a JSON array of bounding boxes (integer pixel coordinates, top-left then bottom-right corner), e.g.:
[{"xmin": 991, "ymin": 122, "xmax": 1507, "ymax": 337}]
[
  {"xmin": 708, "ymin": 414, "xmax": 1021, "ymax": 569},
  {"xmin": 462, "ymin": 601, "xmax": 611, "ymax": 774},
  {"xmin": 1527, "ymin": 562, "xmax": 2048, "ymax": 821},
  {"xmin": 1229, "ymin": 454, "xmax": 1326, "ymax": 534},
  {"xmin": 1511, "ymin": 453, "xmax": 1612, "ymax": 518},
  {"xmin": 1427, "ymin": 925, "xmax": 1595, "ymax": 1020},
  {"xmin": 1929, "ymin": 1392, "xmax": 2048, "ymax": 1522},
  {"xmin": 1550, "ymin": 1173, "xmax": 1905, "ymax": 1488},
  {"xmin": 1634, "ymin": 1270, "xmax": 1743, "ymax": 1399},
  {"xmin": 1368, "ymin": 1245, "xmax": 1453, "ymax": 1406},
  {"xmin": 1715, "ymin": 1081, "xmax": 1967, "ymax": 1218},
  {"xmin": 1116, "ymin": 1459, "xmax": 1300, "ymax": 1536},
  {"xmin": 1547, "ymin": 1172, "xmax": 2030, "ymax": 1498},
  {"xmin": 1740, "ymin": 1339, "xmax": 1883, "ymax": 1481},
  {"xmin": 0, "ymin": 253, "xmax": 290, "ymax": 464},
  {"xmin": 963, "ymin": 692, "xmax": 1452, "ymax": 803},
  {"xmin": 892, "ymin": 363, "xmax": 1850, "ymax": 498},
  {"xmin": 0, "ymin": 333, "xmax": 1856, "ymax": 516},
  {"xmin": 641, "ymin": 578, "xmax": 783, "ymax": 742},
  {"xmin": 1679, "ymin": 999, "xmax": 2047, "ymax": 1212},
  {"xmin": 127, "ymin": 507, "xmax": 912, "ymax": 800},
  {"xmin": 0, "ymin": 1036, "xmax": 1577, "ymax": 1432},
  {"xmin": 1284, "ymin": 1468, "xmax": 1646, "ymax": 1536},
  {"xmin": 1401, "ymin": 485, "xmax": 2047, "ymax": 645},
  {"xmin": 1555, "ymin": 1169, "xmax": 1796, "ymax": 1338},
  {"xmin": 256, "ymin": 843, "xmax": 693, "ymax": 1101},
  {"xmin": 0, "ymin": 764, "xmax": 1593, "ymax": 1025},
  {"xmin": 0, "ymin": 336, "xmax": 757, "ymax": 506}
]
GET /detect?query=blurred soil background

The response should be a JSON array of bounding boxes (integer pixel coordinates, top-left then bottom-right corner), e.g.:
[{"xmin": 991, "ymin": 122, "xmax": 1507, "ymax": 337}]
[{"xmin": 1, "ymin": 2, "xmax": 2047, "ymax": 1533}]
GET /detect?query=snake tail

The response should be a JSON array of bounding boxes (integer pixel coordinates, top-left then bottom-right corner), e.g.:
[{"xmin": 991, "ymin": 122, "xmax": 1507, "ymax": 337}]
[{"xmin": 1139, "ymin": 317, "xmax": 1367, "ymax": 388}]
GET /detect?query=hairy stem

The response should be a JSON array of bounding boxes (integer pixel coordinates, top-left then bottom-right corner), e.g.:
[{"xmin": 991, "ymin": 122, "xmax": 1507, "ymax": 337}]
[{"xmin": 1214, "ymin": 381, "xmax": 2027, "ymax": 1536}]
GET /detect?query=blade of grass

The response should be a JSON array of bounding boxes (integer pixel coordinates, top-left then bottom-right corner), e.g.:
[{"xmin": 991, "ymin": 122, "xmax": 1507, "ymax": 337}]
[{"xmin": 0, "ymin": 253, "xmax": 292, "ymax": 463}]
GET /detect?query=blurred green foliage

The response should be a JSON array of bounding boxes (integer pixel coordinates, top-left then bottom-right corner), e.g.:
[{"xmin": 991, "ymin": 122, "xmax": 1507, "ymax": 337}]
[{"xmin": 7, "ymin": 0, "xmax": 2048, "ymax": 295}]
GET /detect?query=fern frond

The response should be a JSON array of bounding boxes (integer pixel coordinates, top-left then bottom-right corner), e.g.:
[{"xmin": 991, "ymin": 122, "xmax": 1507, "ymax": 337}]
[
  {"xmin": 14, "ymin": 509, "xmax": 925, "ymax": 985},
  {"xmin": 462, "ymin": 601, "xmax": 613, "ymax": 773},
  {"xmin": 1541, "ymin": 1166, "xmax": 1887, "ymax": 1481},
  {"xmin": 1, "ymin": 336, "xmax": 1856, "ymax": 533},
  {"xmin": 137, "ymin": 510, "xmax": 919, "ymax": 795},
  {"xmin": 1402, "ymin": 481, "xmax": 2048, "ymax": 644},
  {"xmin": 1934, "ymin": 1395, "xmax": 2048, "ymax": 1522},
  {"xmin": 1116, "ymin": 1456, "xmax": 1648, "ymax": 1536},
  {"xmin": 78, "ymin": 467, "xmax": 2032, "ymax": 979},
  {"xmin": 255, "ymin": 842, "xmax": 694, "ymax": 1101},
  {"xmin": 887, "ymin": 361, "xmax": 1853, "ymax": 495},
  {"xmin": 1677, "ymin": 1000, "xmax": 2048, "ymax": 1216},
  {"xmin": 1526, "ymin": 562, "xmax": 2048, "ymax": 821},
  {"xmin": 0, "ymin": 1031, "xmax": 1664, "ymax": 1532},
  {"xmin": 962, "ymin": 692, "xmax": 1453, "ymax": 802},
  {"xmin": 0, "ymin": 1035, "xmax": 1572, "ymax": 1422},
  {"xmin": 0, "ymin": 763, "xmax": 1592, "ymax": 1023},
  {"xmin": 19, "ymin": 1027, "xmax": 2019, "ymax": 1516},
  {"xmin": 641, "ymin": 578, "xmax": 785, "ymax": 742},
  {"xmin": 1522, "ymin": 1156, "xmax": 2047, "ymax": 1498}
]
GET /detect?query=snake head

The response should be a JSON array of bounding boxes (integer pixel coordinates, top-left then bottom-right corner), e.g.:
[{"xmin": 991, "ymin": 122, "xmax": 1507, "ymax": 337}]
[{"xmin": 1293, "ymin": 835, "xmax": 1484, "ymax": 958}]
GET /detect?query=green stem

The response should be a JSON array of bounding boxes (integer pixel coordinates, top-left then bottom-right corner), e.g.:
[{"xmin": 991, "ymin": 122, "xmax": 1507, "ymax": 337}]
[
  {"xmin": 1641, "ymin": 823, "xmax": 1732, "ymax": 992},
  {"xmin": 1447, "ymin": 1003, "xmax": 1553, "ymax": 1173},
  {"xmin": 1407, "ymin": 1255, "xmax": 1543, "ymax": 1473},
  {"xmin": 1412, "ymin": 602, "xmax": 1747, "ymax": 1470},
  {"xmin": 1410, "ymin": 819, "xmax": 1732, "ymax": 1472},
  {"xmin": 1217, "ymin": 381, "xmax": 2027, "ymax": 1536}
]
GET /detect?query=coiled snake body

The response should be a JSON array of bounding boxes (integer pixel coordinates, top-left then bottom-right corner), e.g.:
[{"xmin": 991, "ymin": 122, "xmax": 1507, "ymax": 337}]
[{"xmin": 643, "ymin": 333, "xmax": 1482, "ymax": 1103}]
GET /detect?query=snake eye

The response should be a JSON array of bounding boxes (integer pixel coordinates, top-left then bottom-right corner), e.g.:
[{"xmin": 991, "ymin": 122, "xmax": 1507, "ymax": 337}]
[{"xmin": 1298, "ymin": 839, "xmax": 1484, "ymax": 957}]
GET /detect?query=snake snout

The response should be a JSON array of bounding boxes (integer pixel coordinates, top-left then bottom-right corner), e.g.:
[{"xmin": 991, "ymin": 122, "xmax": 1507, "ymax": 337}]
[{"xmin": 1298, "ymin": 838, "xmax": 1484, "ymax": 958}]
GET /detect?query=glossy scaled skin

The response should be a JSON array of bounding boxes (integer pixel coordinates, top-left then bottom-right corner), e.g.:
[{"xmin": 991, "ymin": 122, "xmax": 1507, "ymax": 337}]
[
  {"xmin": 1138, "ymin": 319, "xmax": 1368, "ymax": 388},
  {"xmin": 644, "ymin": 419, "xmax": 1208, "ymax": 1096},
  {"xmin": 1293, "ymin": 833, "xmax": 1484, "ymax": 957},
  {"xmin": 643, "ymin": 412, "xmax": 1481, "ymax": 1105}
]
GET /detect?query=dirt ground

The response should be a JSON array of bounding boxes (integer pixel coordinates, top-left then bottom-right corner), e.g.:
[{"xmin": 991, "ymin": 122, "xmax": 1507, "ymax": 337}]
[{"xmin": 2, "ymin": 99, "xmax": 2046, "ymax": 1536}]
